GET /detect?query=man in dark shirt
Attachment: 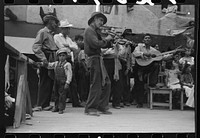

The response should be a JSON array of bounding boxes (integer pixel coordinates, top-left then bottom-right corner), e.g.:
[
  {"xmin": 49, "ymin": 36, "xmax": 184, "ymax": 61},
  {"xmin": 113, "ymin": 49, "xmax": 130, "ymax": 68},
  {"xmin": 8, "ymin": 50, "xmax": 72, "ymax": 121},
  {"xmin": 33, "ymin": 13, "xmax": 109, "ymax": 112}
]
[
  {"xmin": 84, "ymin": 12, "xmax": 114, "ymax": 116},
  {"xmin": 32, "ymin": 15, "xmax": 59, "ymax": 111}
]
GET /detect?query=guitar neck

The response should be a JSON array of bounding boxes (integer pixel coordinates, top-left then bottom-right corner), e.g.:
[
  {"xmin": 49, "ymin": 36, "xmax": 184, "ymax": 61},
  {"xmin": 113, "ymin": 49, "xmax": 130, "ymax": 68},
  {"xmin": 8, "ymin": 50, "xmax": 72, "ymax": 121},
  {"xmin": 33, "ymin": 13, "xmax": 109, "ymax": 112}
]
[{"xmin": 160, "ymin": 50, "xmax": 176, "ymax": 56}]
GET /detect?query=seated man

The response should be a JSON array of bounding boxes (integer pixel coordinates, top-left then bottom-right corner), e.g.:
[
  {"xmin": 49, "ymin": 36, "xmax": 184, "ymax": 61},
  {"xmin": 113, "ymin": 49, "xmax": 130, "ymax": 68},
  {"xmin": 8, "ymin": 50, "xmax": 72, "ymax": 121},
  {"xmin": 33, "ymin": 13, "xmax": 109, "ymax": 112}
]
[{"xmin": 132, "ymin": 34, "xmax": 172, "ymax": 107}]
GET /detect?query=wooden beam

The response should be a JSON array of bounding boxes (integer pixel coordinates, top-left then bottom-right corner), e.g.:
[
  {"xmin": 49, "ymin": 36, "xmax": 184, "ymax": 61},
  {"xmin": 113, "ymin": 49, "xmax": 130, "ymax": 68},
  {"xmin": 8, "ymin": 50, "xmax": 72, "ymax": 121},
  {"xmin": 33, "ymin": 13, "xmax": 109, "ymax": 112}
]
[{"xmin": 13, "ymin": 75, "xmax": 25, "ymax": 128}]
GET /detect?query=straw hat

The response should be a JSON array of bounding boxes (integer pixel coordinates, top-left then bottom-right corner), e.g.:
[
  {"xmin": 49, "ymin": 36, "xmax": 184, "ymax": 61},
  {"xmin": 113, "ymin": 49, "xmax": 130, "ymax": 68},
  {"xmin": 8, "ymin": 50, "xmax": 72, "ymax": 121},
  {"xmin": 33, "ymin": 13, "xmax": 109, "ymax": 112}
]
[
  {"xmin": 88, "ymin": 12, "xmax": 107, "ymax": 25},
  {"xmin": 59, "ymin": 19, "xmax": 73, "ymax": 28}
]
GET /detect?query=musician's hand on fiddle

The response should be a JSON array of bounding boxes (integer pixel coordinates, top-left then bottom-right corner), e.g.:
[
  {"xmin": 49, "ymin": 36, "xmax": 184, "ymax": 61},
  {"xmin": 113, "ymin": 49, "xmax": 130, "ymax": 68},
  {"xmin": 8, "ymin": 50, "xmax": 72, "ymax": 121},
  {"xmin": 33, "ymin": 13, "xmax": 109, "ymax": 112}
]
[
  {"xmin": 125, "ymin": 41, "xmax": 132, "ymax": 46},
  {"xmin": 105, "ymin": 34, "xmax": 114, "ymax": 41}
]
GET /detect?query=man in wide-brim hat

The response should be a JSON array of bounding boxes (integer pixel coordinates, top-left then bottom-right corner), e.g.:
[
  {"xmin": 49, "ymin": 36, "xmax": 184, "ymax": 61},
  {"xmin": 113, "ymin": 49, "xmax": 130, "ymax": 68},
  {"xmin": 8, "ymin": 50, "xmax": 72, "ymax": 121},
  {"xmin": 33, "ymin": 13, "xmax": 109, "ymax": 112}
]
[
  {"xmin": 32, "ymin": 14, "xmax": 59, "ymax": 111},
  {"xmin": 84, "ymin": 12, "xmax": 114, "ymax": 116},
  {"xmin": 54, "ymin": 19, "xmax": 83, "ymax": 107},
  {"xmin": 43, "ymin": 15, "xmax": 59, "ymax": 30}
]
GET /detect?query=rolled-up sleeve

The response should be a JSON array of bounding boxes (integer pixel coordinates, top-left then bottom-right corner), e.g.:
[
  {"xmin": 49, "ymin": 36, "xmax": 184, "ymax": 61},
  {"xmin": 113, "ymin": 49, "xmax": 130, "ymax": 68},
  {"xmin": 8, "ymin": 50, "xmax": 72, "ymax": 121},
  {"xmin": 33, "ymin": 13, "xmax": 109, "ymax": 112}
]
[
  {"xmin": 54, "ymin": 35, "xmax": 65, "ymax": 49},
  {"xmin": 32, "ymin": 31, "xmax": 47, "ymax": 61},
  {"xmin": 64, "ymin": 63, "xmax": 72, "ymax": 84},
  {"xmin": 85, "ymin": 28, "xmax": 109, "ymax": 49},
  {"xmin": 133, "ymin": 44, "xmax": 144, "ymax": 58}
]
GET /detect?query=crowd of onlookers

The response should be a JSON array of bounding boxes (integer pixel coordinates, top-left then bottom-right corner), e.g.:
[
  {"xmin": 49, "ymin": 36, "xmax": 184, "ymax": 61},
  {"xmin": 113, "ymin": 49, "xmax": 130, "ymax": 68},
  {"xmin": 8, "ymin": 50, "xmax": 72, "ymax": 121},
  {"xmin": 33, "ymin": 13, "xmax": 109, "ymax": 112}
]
[{"xmin": 4, "ymin": 13, "xmax": 195, "ymax": 125}]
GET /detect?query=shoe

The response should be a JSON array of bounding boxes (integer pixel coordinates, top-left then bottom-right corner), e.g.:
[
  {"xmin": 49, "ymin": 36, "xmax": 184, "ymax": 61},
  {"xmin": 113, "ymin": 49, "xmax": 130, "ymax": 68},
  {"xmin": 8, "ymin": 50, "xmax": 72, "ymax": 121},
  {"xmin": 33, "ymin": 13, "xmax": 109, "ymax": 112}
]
[
  {"xmin": 149, "ymin": 84, "xmax": 160, "ymax": 88},
  {"xmin": 32, "ymin": 106, "xmax": 42, "ymax": 111},
  {"xmin": 25, "ymin": 114, "xmax": 31, "ymax": 120},
  {"xmin": 85, "ymin": 112, "xmax": 100, "ymax": 116},
  {"xmin": 136, "ymin": 104, "xmax": 143, "ymax": 108},
  {"xmin": 112, "ymin": 106, "xmax": 121, "ymax": 109},
  {"xmin": 131, "ymin": 101, "xmax": 137, "ymax": 105},
  {"xmin": 52, "ymin": 108, "xmax": 59, "ymax": 112},
  {"xmin": 80, "ymin": 102, "xmax": 86, "ymax": 107},
  {"xmin": 58, "ymin": 110, "xmax": 64, "ymax": 114},
  {"xmin": 120, "ymin": 104, "xmax": 124, "ymax": 108},
  {"xmin": 99, "ymin": 110, "xmax": 112, "ymax": 115},
  {"xmin": 124, "ymin": 103, "xmax": 131, "ymax": 106},
  {"xmin": 43, "ymin": 105, "xmax": 53, "ymax": 111}
]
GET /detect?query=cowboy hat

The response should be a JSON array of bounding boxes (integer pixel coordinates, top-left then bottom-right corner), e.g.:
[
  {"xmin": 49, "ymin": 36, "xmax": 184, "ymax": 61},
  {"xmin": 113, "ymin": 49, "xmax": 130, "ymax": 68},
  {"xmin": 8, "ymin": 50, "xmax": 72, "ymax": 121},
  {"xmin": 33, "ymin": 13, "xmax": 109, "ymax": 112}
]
[
  {"xmin": 88, "ymin": 12, "xmax": 107, "ymax": 25},
  {"xmin": 56, "ymin": 48, "xmax": 71, "ymax": 56},
  {"xmin": 43, "ymin": 15, "xmax": 59, "ymax": 25},
  {"xmin": 59, "ymin": 19, "xmax": 73, "ymax": 28}
]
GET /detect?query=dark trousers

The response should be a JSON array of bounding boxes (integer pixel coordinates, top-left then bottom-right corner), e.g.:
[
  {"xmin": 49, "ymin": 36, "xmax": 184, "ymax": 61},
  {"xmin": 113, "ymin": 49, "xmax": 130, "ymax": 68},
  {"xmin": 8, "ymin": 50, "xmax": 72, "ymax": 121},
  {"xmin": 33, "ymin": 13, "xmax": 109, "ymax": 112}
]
[
  {"xmin": 136, "ymin": 61, "xmax": 160, "ymax": 86},
  {"xmin": 54, "ymin": 80, "xmax": 68, "ymax": 111},
  {"xmin": 120, "ymin": 59, "xmax": 130, "ymax": 104},
  {"xmin": 78, "ymin": 65, "xmax": 89, "ymax": 102},
  {"xmin": 85, "ymin": 57, "xmax": 111, "ymax": 113},
  {"xmin": 134, "ymin": 61, "xmax": 159, "ymax": 104},
  {"xmin": 37, "ymin": 67, "xmax": 54, "ymax": 108},
  {"xmin": 133, "ymin": 74, "xmax": 145, "ymax": 105},
  {"xmin": 69, "ymin": 75, "xmax": 81, "ymax": 107},
  {"xmin": 104, "ymin": 58, "xmax": 122, "ymax": 107}
]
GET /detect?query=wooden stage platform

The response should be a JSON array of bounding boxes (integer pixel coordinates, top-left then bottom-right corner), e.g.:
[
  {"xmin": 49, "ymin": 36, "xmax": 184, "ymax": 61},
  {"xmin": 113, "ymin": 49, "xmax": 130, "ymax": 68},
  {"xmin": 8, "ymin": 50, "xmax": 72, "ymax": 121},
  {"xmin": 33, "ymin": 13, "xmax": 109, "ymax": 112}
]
[{"xmin": 6, "ymin": 103, "xmax": 195, "ymax": 133}]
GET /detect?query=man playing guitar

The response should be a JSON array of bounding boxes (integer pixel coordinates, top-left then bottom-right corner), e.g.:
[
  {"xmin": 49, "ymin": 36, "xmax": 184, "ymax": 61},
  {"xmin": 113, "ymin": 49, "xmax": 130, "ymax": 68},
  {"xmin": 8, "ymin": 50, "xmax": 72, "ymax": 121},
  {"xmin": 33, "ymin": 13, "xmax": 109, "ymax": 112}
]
[{"xmin": 132, "ymin": 33, "xmax": 173, "ymax": 108}]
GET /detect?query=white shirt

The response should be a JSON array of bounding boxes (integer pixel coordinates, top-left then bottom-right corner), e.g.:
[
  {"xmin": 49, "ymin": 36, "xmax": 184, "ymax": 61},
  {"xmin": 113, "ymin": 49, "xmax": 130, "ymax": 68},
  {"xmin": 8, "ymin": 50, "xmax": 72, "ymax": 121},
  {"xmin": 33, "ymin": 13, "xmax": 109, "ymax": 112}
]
[{"xmin": 54, "ymin": 33, "xmax": 78, "ymax": 62}]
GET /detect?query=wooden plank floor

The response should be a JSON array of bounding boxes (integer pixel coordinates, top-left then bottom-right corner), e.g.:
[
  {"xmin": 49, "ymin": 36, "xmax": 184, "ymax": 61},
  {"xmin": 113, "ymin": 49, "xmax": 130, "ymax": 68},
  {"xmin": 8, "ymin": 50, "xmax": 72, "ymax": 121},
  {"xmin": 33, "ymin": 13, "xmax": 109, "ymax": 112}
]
[{"xmin": 6, "ymin": 103, "xmax": 195, "ymax": 133}]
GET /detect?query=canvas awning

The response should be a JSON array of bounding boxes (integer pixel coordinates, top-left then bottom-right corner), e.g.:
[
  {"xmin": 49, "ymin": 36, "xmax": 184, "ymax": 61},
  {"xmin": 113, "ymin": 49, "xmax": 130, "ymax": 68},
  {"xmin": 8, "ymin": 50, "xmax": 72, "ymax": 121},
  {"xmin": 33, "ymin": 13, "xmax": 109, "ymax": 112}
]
[{"xmin": 158, "ymin": 13, "xmax": 194, "ymax": 36}]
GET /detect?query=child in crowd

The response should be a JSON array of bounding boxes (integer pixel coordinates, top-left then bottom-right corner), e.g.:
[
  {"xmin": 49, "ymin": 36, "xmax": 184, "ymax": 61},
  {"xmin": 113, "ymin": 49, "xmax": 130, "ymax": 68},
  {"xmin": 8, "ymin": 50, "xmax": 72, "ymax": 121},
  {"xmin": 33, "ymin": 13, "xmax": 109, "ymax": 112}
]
[
  {"xmin": 179, "ymin": 48, "xmax": 195, "ymax": 81},
  {"xmin": 172, "ymin": 52, "xmax": 182, "ymax": 70},
  {"xmin": 41, "ymin": 48, "xmax": 72, "ymax": 114},
  {"xmin": 180, "ymin": 64, "xmax": 194, "ymax": 108},
  {"xmin": 165, "ymin": 61, "xmax": 181, "ymax": 90},
  {"xmin": 179, "ymin": 48, "xmax": 194, "ymax": 66}
]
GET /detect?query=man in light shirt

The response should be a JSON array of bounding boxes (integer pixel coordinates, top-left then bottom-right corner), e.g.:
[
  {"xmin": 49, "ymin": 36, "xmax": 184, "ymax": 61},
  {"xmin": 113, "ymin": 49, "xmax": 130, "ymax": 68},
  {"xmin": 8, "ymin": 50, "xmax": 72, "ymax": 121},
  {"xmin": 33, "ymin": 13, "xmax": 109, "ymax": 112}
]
[
  {"xmin": 54, "ymin": 19, "xmax": 78, "ymax": 63},
  {"xmin": 54, "ymin": 19, "xmax": 82, "ymax": 107}
]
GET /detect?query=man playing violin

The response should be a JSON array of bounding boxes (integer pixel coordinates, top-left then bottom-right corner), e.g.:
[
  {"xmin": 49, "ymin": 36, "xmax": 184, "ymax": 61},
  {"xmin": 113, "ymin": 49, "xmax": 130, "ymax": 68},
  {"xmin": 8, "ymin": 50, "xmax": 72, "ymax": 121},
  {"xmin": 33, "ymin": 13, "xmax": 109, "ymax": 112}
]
[{"xmin": 84, "ymin": 12, "xmax": 114, "ymax": 116}]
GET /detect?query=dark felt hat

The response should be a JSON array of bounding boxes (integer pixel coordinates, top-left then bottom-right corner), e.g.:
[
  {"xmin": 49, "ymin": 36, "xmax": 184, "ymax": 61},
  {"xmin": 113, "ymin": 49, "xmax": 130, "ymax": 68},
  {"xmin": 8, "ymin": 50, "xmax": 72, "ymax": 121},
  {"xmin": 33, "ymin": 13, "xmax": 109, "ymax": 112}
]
[
  {"xmin": 43, "ymin": 15, "xmax": 59, "ymax": 24},
  {"xmin": 88, "ymin": 12, "xmax": 107, "ymax": 25}
]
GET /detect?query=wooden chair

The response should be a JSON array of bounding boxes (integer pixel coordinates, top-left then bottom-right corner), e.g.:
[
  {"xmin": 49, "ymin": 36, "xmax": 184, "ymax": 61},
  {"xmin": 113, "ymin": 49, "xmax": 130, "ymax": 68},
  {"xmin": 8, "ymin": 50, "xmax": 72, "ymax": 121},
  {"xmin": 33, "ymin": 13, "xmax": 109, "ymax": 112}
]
[
  {"xmin": 148, "ymin": 72, "xmax": 173, "ymax": 110},
  {"xmin": 148, "ymin": 70, "xmax": 186, "ymax": 110}
]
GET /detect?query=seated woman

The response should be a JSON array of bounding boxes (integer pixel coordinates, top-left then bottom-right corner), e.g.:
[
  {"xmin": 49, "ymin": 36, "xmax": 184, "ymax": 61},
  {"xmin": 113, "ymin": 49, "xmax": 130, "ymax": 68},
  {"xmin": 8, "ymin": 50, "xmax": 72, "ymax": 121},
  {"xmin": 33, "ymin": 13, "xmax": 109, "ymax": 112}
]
[{"xmin": 165, "ymin": 61, "xmax": 181, "ymax": 90}]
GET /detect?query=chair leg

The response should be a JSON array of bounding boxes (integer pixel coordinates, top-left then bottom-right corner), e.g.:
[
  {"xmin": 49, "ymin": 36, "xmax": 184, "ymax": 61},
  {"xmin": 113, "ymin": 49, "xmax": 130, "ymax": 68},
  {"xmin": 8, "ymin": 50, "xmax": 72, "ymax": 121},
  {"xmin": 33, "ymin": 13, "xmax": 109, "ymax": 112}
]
[
  {"xmin": 180, "ymin": 89, "xmax": 184, "ymax": 110},
  {"xmin": 147, "ymin": 90, "xmax": 150, "ymax": 108},
  {"xmin": 169, "ymin": 91, "xmax": 172, "ymax": 110},
  {"xmin": 150, "ymin": 90, "xmax": 153, "ymax": 110}
]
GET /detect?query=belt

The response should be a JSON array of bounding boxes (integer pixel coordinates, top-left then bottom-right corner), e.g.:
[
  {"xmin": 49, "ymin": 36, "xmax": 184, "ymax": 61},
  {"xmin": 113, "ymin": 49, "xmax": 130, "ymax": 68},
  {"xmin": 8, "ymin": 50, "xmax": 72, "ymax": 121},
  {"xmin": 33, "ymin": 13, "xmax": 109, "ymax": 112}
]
[{"xmin": 87, "ymin": 55, "xmax": 108, "ymax": 86}]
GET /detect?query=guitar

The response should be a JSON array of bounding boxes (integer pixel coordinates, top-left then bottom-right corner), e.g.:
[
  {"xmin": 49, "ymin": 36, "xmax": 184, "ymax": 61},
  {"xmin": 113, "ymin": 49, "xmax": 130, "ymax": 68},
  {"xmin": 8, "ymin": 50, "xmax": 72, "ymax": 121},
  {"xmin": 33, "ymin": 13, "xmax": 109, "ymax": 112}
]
[{"xmin": 135, "ymin": 48, "xmax": 185, "ymax": 66}]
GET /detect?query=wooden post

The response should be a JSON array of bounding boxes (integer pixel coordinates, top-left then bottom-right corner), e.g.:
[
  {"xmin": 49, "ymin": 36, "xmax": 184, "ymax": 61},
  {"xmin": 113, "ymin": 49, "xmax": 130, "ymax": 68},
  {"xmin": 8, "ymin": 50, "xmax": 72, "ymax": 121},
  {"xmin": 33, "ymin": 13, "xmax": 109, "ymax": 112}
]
[
  {"xmin": 13, "ymin": 60, "xmax": 33, "ymax": 128},
  {"xmin": 13, "ymin": 75, "xmax": 25, "ymax": 128}
]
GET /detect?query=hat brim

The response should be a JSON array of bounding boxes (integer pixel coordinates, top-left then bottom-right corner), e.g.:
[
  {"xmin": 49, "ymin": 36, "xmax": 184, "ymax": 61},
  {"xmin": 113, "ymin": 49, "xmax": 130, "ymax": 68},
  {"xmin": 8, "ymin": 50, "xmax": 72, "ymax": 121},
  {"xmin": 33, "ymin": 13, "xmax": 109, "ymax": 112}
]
[
  {"xmin": 56, "ymin": 51, "xmax": 68, "ymax": 56},
  {"xmin": 88, "ymin": 13, "xmax": 107, "ymax": 25},
  {"xmin": 59, "ymin": 24, "xmax": 73, "ymax": 28}
]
